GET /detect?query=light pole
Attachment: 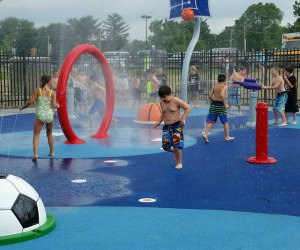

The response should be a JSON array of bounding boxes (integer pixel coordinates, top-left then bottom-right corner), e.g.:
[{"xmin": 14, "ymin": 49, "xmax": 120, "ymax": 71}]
[
  {"xmin": 225, "ymin": 26, "xmax": 233, "ymax": 48},
  {"xmin": 243, "ymin": 24, "xmax": 247, "ymax": 52},
  {"xmin": 229, "ymin": 28, "xmax": 233, "ymax": 48},
  {"xmin": 99, "ymin": 29, "xmax": 103, "ymax": 50},
  {"xmin": 47, "ymin": 36, "xmax": 51, "ymax": 56},
  {"xmin": 141, "ymin": 15, "xmax": 152, "ymax": 47}
]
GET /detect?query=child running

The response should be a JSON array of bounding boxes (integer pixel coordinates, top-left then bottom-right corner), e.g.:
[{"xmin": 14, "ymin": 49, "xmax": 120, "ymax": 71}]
[
  {"xmin": 203, "ymin": 73, "xmax": 235, "ymax": 143},
  {"xmin": 154, "ymin": 85, "xmax": 191, "ymax": 170},
  {"xmin": 87, "ymin": 75, "xmax": 105, "ymax": 131}
]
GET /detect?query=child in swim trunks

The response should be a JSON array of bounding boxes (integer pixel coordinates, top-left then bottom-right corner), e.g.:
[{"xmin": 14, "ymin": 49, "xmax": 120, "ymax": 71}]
[
  {"xmin": 88, "ymin": 75, "xmax": 105, "ymax": 131},
  {"xmin": 262, "ymin": 66, "xmax": 288, "ymax": 127},
  {"xmin": 203, "ymin": 73, "xmax": 235, "ymax": 143},
  {"xmin": 20, "ymin": 74, "xmax": 60, "ymax": 161},
  {"xmin": 154, "ymin": 85, "xmax": 191, "ymax": 170},
  {"xmin": 228, "ymin": 66, "xmax": 246, "ymax": 116}
]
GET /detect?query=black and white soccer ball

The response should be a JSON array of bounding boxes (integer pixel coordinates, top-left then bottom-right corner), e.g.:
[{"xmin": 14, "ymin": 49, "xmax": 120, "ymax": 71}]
[{"xmin": 0, "ymin": 173, "xmax": 47, "ymax": 237}]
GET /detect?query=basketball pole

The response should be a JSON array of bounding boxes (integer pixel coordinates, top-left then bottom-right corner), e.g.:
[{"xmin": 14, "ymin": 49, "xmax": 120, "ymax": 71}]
[{"xmin": 180, "ymin": 17, "xmax": 201, "ymax": 103}]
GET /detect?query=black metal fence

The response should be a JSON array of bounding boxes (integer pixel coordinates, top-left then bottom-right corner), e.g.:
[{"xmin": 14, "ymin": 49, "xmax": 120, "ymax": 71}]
[{"xmin": 1, "ymin": 49, "xmax": 300, "ymax": 108}]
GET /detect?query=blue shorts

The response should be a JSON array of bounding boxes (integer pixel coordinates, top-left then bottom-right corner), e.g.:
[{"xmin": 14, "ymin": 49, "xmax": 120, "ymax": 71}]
[
  {"xmin": 89, "ymin": 99, "xmax": 104, "ymax": 115},
  {"xmin": 273, "ymin": 92, "xmax": 287, "ymax": 112},
  {"xmin": 207, "ymin": 101, "xmax": 228, "ymax": 124},
  {"xmin": 228, "ymin": 86, "xmax": 241, "ymax": 106},
  {"xmin": 149, "ymin": 93, "xmax": 158, "ymax": 100},
  {"xmin": 190, "ymin": 90, "xmax": 199, "ymax": 98},
  {"xmin": 162, "ymin": 121, "xmax": 184, "ymax": 151}
]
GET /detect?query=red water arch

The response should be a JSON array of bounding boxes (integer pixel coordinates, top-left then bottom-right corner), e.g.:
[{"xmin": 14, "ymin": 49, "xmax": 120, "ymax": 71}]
[{"xmin": 56, "ymin": 44, "xmax": 115, "ymax": 144}]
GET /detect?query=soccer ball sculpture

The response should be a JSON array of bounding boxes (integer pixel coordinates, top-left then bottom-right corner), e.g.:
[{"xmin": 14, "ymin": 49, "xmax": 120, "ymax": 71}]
[{"xmin": 0, "ymin": 173, "xmax": 47, "ymax": 237}]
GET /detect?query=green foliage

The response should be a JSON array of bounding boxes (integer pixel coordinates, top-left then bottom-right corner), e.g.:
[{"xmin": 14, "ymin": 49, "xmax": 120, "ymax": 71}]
[
  {"xmin": 101, "ymin": 13, "xmax": 130, "ymax": 51},
  {"xmin": 125, "ymin": 39, "xmax": 146, "ymax": 55},
  {"xmin": 66, "ymin": 16, "xmax": 100, "ymax": 45},
  {"xmin": 0, "ymin": 14, "xmax": 130, "ymax": 58},
  {"xmin": 233, "ymin": 3, "xmax": 283, "ymax": 50},
  {"xmin": 36, "ymin": 23, "xmax": 66, "ymax": 61},
  {"xmin": 0, "ymin": 2, "xmax": 299, "ymax": 58},
  {"xmin": 289, "ymin": 1, "xmax": 300, "ymax": 32},
  {"xmin": 63, "ymin": 16, "xmax": 101, "ymax": 56},
  {"xmin": 293, "ymin": 1, "xmax": 300, "ymax": 17},
  {"xmin": 216, "ymin": 29, "xmax": 231, "ymax": 48},
  {"xmin": 0, "ymin": 17, "xmax": 37, "ymax": 55},
  {"xmin": 148, "ymin": 18, "xmax": 212, "ymax": 53}
]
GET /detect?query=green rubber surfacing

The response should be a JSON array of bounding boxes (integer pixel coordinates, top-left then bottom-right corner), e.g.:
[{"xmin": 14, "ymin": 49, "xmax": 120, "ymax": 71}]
[{"xmin": 0, "ymin": 214, "xmax": 56, "ymax": 246}]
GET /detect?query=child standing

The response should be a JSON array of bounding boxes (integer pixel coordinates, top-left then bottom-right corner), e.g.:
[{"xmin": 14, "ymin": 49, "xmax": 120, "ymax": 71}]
[
  {"xmin": 228, "ymin": 66, "xmax": 246, "ymax": 116},
  {"xmin": 156, "ymin": 67, "xmax": 168, "ymax": 86},
  {"xmin": 131, "ymin": 70, "xmax": 141, "ymax": 110},
  {"xmin": 154, "ymin": 85, "xmax": 191, "ymax": 170},
  {"xmin": 19, "ymin": 74, "xmax": 60, "ymax": 161},
  {"xmin": 146, "ymin": 69, "xmax": 160, "ymax": 102},
  {"xmin": 203, "ymin": 73, "xmax": 234, "ymax": 143},
  {"xmin": 284, "ymin": 66, "xmax": 299, "ymax": 124},
  {"xmin": 188, "ymin": 66, "xmax": 200, "ymax": 107},
  {"xmin": 262, "ymin": 66, "xmax": 288, "ymax": 127}
]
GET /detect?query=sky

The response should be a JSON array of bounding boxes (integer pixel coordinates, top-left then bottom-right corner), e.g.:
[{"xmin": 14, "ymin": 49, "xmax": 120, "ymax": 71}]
[{"xmin": 0, "ymin": 0, "xmax": 297, "ymax": 41}]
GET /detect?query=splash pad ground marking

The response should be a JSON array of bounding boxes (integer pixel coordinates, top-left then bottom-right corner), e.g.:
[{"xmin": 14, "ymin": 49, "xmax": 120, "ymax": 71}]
[
  {"xmin": 104, "ymin": 160, "xmax": 117, "ymax": 164},
  {"xmin": 71, "ymin": 179, "xmax": 87, "ymax": 184},
  {"xmin": 138, "ymin": 198, "xmax": 157, "ymax": 203}
]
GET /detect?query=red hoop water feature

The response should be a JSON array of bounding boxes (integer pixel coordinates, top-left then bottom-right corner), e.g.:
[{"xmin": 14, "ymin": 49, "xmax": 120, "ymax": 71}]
[{"xmin": 56, "ymin": 44, "xmax": 115, "ymax": 144}]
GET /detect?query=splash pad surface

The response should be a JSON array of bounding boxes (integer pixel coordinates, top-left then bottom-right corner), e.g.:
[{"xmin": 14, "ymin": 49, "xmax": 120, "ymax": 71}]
[
  {"xmin": 0, "ymin": 127, "xmax": 196, "ymax": 158},
  {"xmin": 1, "ymin": 107, "xmax": 300, "ymax": 249}
]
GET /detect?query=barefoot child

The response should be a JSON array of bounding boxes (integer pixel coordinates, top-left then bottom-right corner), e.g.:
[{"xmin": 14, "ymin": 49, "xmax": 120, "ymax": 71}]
[
  {"xmin": 203, "ymin": 73, "xmax": 234, "ymax": 143},
  {"xmin": 20, "ymin": 74, "xmax": 60, "ymax": 161},
  {"xmin": 262, "ymin": 66, "xmax": 288, "ymax": 127},
  {"xmin": 284, "ymin": 65, "xmax": 298, "ymax": 124},
  {"xmin": 228, "ymin": 66, "xmax": 246, "ymax": 116},
  {"xmin": 87, "ymin": 75, "xmax": 105, "ymax": 131},
  {"xmin": 154, "ymin": 85, "xmax": 191, "ymax": 170}
]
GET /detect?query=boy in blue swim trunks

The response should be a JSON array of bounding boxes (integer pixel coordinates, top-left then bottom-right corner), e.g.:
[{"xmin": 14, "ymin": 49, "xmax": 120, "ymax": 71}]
[
  {"xmin": 228, "ymin": 66, "xmax": 246, "ymax": 116},
  {"xmin": 88, "ymin": 75, "xmax": 105, "ymax": 131},
  {"xmin": 203, "ymin": 73, "xmax": 235, "ymax": 143},
  {"xmin": 154, "ymin": 85, "xmax": 191, "ymax": 169},
  {"xmin": 262, "ymin": 66, "xmax": 288, "ymax": 127}
]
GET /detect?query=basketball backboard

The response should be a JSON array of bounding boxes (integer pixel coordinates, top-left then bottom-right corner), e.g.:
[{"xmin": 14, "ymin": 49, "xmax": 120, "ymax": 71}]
[{"xmin": 169, "ymin": 0, "xmax": 211, "ymax": 19}]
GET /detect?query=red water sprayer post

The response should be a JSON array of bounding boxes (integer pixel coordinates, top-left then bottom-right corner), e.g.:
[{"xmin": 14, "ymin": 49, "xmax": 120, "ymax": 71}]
[{"xmin": 247, "ymin": 102, "xmax": 277, "ymax": 164}]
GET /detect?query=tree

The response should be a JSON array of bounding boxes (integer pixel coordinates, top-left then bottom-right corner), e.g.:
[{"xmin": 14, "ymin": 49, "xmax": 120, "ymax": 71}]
[
  {"xmin": 233, "ymin": 3, "xmax": 283, "ymax": 50},
  {"xmin": 62, "ymin": 15, "xmax": 101, "ymax": 54},
  {"xmin": 67, "ymin": 16, "xmax": 100, "ymax": 45},
  {"xmin": 0, "ymin": 17, "xmax": 37, "ymax": 55},
  {"xmin": 148, "ymin": 18, "xmax": 213, "ymax": 53},
  {"xmin": 101, "ymin": 13, "xmax": 130, "ymax": 51},
  {"xmin": 285, "ymin": 1, "xmax": 300, "ymax": 31},
  {"xmin": 293, "ymin": 1, "xmax": 300, "ymax": 20},
  {"xmin": 196, "ymin": 20, "xmax": 216, "ymax": 50},
  {"xmin": 34, "ymin": 16, "xmax": 101, "ymax": 60},
  {"xmin": 125, "ymin": 39, "xmax": 146, "ymax": 55},
  {"xmin": 149, "ymin": 19, "xmax": 184, "ymax": 52},
  {"xmin": 35, "ymin": 23, "xmax": 66, "ymax": 62},
  {"xmin": 216, "ymin": 28, "xmax": 232, "ymax": 48}
]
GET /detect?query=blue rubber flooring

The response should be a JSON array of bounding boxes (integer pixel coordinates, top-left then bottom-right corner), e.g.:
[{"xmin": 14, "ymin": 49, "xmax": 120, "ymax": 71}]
[
  {"xmin": 2, "ymin": 206, "xmax": 300, "ymax": 250},
  {"xmin": 1, "ymin": 106, "xmax": 300, "ymax": 249}
]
